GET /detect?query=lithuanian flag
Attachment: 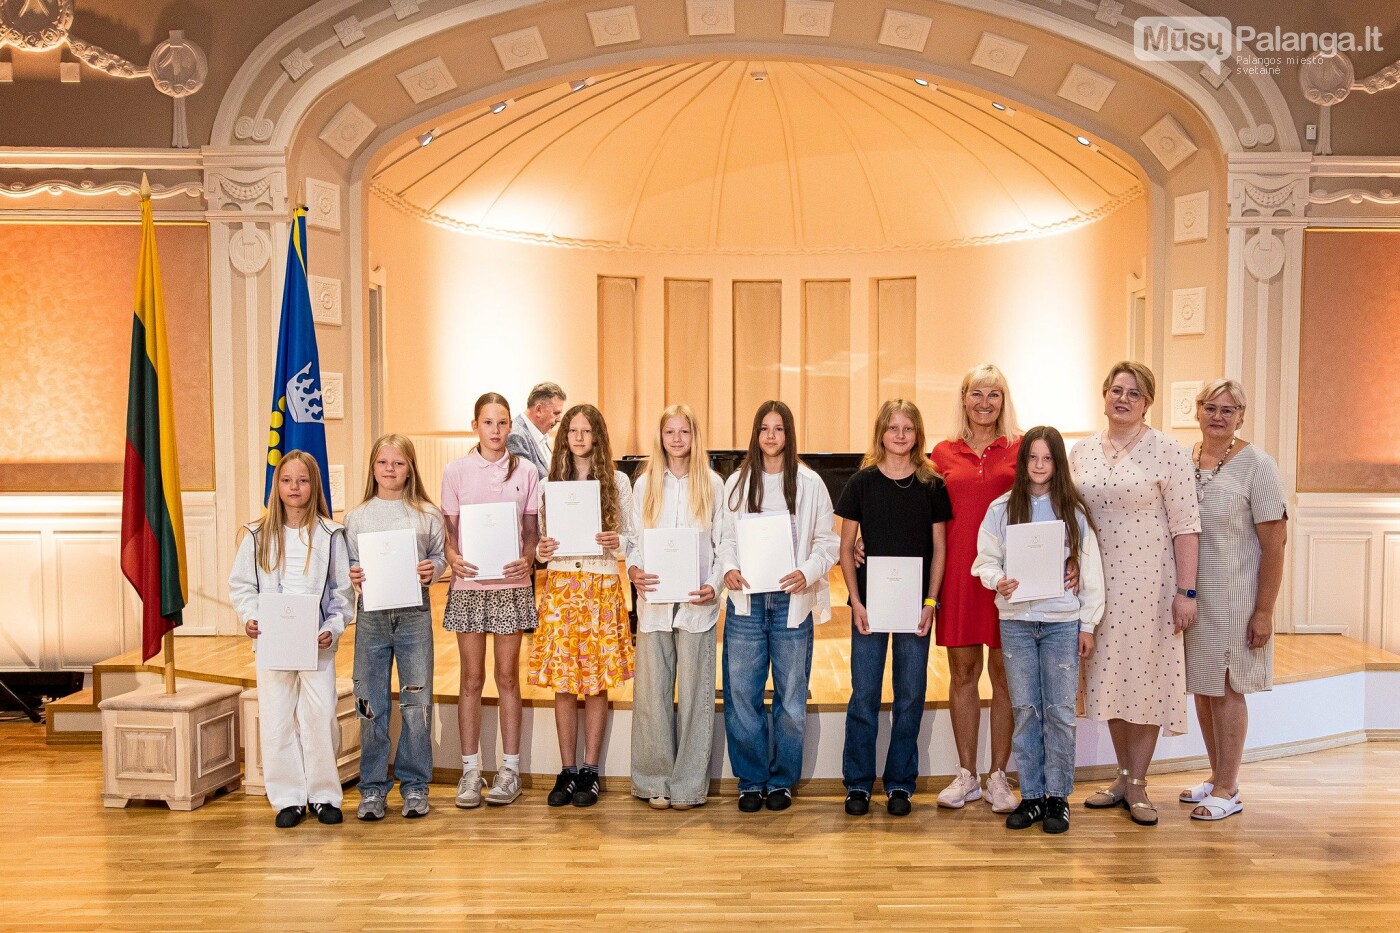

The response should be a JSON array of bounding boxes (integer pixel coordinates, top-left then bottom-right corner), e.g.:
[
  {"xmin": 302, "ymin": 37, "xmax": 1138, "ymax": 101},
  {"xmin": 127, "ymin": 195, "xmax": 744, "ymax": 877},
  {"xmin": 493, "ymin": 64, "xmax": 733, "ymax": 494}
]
[{"xmin": 120, "ymin": 179, "xmax": 187, "ymax": 661}]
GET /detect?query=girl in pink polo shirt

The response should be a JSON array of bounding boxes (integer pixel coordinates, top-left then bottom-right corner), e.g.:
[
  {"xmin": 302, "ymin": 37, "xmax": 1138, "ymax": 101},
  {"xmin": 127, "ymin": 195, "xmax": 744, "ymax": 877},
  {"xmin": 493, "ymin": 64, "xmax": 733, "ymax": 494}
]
[{"xmin": 440, "ymin": 392, "xmax": 541, "ymax": 809}]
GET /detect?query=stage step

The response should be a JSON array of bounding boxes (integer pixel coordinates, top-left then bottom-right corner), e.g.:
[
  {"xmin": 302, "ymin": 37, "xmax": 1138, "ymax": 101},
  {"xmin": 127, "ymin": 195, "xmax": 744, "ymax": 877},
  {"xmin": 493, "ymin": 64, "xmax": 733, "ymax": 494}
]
[{"xmin": 45, "ymin": 688, "xmax": 101, "ymax": 745}]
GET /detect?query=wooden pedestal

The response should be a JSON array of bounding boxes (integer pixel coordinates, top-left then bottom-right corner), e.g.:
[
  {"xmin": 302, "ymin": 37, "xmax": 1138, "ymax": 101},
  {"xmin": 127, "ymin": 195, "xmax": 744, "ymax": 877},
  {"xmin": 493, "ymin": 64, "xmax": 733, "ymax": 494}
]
[
  {"xmin": 239, "ymin": 679, "xmax": 361, "ymax": 796},
  {"xmin": 99, "ymin": 682, "xmax": 243, "ymax": 811}
]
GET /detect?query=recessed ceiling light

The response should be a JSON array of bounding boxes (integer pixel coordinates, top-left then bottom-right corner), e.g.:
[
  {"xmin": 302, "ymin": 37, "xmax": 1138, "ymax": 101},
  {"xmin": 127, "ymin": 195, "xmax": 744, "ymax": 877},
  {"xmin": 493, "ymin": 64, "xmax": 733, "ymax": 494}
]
[
  {"xmin": 991, "ymin": 101, "xmax": 1007, "ymax": 111},
  {"xmin": 491, "ymin": 100, "xmax": 511, "ymax": 114},
  {"xmin": 750, "ymin": 70, "xmax": 767, "ymax": 81},
  {"xmin": 1076, "ymin": 135, "xmax": 1092, "ymax": 146},
  {"xmin": 415, "ymin": 130, "xmax": 436, "ymax": 147},
  {"xmin": 569, "ymin": 79, "xmax": 589, "ymax": 92},
  {"xmin": 914, "ymin": 77, "xmax": 929, "ymax": 87}
]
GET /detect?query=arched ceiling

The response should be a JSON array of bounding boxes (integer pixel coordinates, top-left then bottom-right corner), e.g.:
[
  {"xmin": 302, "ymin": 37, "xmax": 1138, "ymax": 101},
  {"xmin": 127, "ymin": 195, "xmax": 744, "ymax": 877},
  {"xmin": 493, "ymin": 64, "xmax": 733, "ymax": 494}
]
[{"xmin": 371, "ymin": 60, "xmax": 1142, "ymax": 254}]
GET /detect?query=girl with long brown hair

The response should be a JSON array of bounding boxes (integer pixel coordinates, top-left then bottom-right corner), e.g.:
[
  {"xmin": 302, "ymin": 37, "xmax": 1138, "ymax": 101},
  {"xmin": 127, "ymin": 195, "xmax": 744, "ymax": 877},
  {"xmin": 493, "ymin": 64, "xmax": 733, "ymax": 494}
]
[
  {"xmin": 717, "ymin": 400, "xmax": 839, "ymax": 813},
  {"xmin": 440, "ymin": 392, "xmax": 541, "ymax": 809},
  {"xmin": 228, "ymin": 450, "xmax": 353, "ymax": 828},
  {"xmin": 344, "ymin": 434, "xmax": 446, "ymax": 820},
  {"xmin": 531, "ymin": 403, "xmax": 636, "ymax": 808},
  {"xmin": 836, "ymin": 400, "xmax": 951, "ymax": 817},
  {"xmin": 973, "ymin": 425, "xmax": 1104, "ymax": 834}
]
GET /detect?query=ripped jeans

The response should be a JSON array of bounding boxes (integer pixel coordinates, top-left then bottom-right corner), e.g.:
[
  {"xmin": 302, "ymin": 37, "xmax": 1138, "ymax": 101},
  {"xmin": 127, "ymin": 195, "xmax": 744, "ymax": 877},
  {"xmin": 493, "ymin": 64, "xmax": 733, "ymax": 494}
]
[
  {"xmin": 354, "ymin": 599, "xmax": 434, "ymax": 797},
  {"xmin": 999, "ymin": 619, "xmax": 1080, "ymax": 799}
]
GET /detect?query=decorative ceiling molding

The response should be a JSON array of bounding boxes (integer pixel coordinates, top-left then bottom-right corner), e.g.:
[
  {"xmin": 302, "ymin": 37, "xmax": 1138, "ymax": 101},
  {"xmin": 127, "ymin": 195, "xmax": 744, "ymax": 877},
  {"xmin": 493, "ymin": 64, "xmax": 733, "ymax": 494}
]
[
  {"xmin": 319, "ymin": 101, "xmax": 376, "ymax": 159},
  {"xmin": 0, "ymin": 180, "xmax": 203, "ymax": 200},
  {"xmin": 1057, "ymin": 63, "xmax": 1115, "ymax": 112},
  {"xmin": 783, "ymin": 0, "xmax": 834, "ymax": 38},
  {"xmin": 971, "ymin": 32, "xmax": 1028, "ymax": 78},
  {"xmin": 685, "ymin": 0, "xmax": 734, "ymax": 36},
  {"xmin": 586, "ymin": 6, "xmax": 641, "ymax": 47},
  {"xmin": 1141, "ymin": 114, "xmax": 1197, "ymax": 171},
  {"xmin": 491, "ymin": 26, "xmax": 549, "ymax": 71},
  {"xmin": 397, "ymin": 56, "xmax": 457, "ymax": 104},
  {"xmin": 878, "ymin": 9, "xmax": 932, "ymax": 53}
]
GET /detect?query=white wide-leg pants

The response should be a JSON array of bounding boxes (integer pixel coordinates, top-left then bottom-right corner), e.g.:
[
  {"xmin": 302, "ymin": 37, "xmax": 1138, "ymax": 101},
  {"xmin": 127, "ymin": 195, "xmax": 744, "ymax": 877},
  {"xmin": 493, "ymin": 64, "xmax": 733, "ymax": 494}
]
[{"xmin": 257, "ymin": 659, "xmax": 342, "ymax": 810}]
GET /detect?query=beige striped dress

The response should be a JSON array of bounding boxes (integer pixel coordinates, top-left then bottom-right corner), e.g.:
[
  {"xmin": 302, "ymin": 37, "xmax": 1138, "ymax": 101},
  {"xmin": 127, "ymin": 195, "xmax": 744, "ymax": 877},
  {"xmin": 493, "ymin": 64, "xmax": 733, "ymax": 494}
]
[{"xmin": 1185, "ymin": 444, "xmax": 1288, "ymax": 696}]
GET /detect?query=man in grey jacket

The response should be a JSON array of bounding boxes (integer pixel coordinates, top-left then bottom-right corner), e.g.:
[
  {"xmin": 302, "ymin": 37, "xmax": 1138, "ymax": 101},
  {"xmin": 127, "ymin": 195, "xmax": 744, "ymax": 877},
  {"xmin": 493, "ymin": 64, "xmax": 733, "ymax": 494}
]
[{"xmin": 506, "ymin": 381, "xmax": 566, "ymax": 477}]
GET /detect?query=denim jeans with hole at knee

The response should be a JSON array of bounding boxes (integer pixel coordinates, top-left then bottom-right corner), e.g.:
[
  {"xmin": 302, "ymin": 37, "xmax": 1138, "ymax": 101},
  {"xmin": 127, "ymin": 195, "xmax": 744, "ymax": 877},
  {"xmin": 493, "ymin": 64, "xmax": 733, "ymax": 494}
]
[
  {"xmin": 354, "ymin": 598, "xmax": 435, "ymax": 797},
  {"xmin": 999, "ymin": 619, "xmax": 1079, "ymax": 799}
]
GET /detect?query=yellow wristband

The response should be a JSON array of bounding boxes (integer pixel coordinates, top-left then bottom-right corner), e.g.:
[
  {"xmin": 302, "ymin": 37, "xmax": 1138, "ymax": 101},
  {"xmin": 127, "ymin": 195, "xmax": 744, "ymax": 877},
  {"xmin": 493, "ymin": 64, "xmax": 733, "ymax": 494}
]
[{"xmin": 923, "ymin": 598, "xmax": 939, "ymax": 609}]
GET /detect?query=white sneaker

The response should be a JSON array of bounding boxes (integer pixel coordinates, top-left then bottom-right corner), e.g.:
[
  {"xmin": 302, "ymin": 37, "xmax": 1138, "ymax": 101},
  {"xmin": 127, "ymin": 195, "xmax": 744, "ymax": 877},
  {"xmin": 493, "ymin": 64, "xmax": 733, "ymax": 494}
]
[
  {"xmin": 485, "ymin": 767, "xmax": 522, "ymax": 806},
  {"xmin": 455, "ymin": 768, "xmax": 484, "ymax": 809},
  {"xmin": 937, "ymin": 768, "xmax": 983, "ymax": 809},
  {"xmin": 985, "ymin": 770, "xmax": 1017, "ymax": 813}
]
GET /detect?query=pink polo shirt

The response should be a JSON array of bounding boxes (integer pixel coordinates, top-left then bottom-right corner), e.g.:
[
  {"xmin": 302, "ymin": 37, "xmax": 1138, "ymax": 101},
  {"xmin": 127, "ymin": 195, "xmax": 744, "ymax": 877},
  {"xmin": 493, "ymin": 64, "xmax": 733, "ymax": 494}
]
[{"xmin": 440, "ymin": 448, "xmax": 540, "ymax": 591}]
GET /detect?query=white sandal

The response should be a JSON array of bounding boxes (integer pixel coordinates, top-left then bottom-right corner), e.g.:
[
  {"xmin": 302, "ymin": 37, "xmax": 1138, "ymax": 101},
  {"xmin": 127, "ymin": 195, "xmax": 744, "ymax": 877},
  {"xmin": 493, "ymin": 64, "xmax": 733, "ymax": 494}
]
[
  {"xmin": 1190, "ymin": 793, "xmax": 1242, "ymax": 821},
  {"xmin": 1179, "ymin": 781, "xmax": 1214, "ymax": 804}
]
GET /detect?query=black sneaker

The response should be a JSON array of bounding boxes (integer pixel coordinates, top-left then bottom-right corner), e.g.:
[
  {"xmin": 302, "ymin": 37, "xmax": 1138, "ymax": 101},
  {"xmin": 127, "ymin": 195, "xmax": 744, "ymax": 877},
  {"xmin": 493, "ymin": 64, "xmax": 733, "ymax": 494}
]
[
  {"xmin": 845, "ymin": 790, "xmax": 870, "ymax": 816},
  {"xmin": 737, "ymin": 790, "xmax": 767, "ymax": 812},
  {"xmin": 274, "ymin": 805, "xmax": 305, "ymax": 828},
  {"xmin": 1005, "ymin": 796, "xmax": 1046, "ymax": 830},
  {"xmin": 547, "ymin": 768, "xmax": 578, "ymax": 808},
  {"xmin": 572, "ymin": 767, "xmax": 600, "ymax": 808},
  {"xmin": 765, "ymin": 788, "xmax": 792, "ymax": 811},
  {"xmin": 310, "ymin": 802, "xmax": 343, "ymax": 825},
  {"xmin": 886, "ymin": 789, "xmax": 913, "ymax": 817},
  {"xmin": 1043, "ymin": 796, "xmax": 1070, "ymax": 834}
]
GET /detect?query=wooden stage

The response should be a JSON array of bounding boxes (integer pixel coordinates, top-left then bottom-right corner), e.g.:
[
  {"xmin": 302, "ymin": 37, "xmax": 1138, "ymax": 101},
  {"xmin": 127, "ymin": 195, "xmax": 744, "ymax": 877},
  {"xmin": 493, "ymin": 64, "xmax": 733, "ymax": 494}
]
[{"xmin": 80, "ymin": 580, "xmax": 1400, "ymax": 712}]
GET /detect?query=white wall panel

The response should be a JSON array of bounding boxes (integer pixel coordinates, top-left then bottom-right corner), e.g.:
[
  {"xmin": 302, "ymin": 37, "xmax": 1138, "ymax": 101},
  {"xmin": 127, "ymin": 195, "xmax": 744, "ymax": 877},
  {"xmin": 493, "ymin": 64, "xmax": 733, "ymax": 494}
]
[{"xmin": 0, "ymin": 533, "xmax": 45, "ymax": 669}]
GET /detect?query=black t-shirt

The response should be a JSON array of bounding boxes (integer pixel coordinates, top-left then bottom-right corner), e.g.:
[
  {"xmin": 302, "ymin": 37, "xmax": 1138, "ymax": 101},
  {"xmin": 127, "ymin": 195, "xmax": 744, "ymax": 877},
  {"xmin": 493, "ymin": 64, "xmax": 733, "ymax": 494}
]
[{"xmin": 835, "ymin": 465, "xmax": 954, "ymax": 604}]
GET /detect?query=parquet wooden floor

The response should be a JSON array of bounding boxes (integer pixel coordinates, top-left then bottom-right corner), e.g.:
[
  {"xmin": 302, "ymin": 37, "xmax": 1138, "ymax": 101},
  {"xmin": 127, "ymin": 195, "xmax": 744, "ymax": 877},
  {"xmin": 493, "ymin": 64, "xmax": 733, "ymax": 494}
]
[{"xmin": 2, "ymin": 722, "xmax": 1397, "ymax": 931}]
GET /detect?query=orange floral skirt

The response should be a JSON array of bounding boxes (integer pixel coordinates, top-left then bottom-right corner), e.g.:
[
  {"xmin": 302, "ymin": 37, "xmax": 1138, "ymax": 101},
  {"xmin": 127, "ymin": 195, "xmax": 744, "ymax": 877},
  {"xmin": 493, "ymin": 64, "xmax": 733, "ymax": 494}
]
[{"xmin": 527, "ymin": 571, "xmax": 634, "ymax": 695}]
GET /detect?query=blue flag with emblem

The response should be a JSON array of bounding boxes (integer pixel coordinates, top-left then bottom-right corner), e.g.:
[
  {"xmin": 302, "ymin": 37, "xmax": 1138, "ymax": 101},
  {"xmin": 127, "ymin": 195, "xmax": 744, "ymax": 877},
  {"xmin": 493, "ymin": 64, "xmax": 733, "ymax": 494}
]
[{"xmin": 264, "ymin": 206, "xmax": 332, "ymax": 510}]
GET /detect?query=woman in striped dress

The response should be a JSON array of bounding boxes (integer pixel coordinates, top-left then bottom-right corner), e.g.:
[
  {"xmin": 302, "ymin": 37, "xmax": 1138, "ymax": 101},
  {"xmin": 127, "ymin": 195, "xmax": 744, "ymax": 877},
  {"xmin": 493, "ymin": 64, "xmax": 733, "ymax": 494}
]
[{"xmin": 1180, "ymin": 379, "xmax": 1288, "ymax": 821}]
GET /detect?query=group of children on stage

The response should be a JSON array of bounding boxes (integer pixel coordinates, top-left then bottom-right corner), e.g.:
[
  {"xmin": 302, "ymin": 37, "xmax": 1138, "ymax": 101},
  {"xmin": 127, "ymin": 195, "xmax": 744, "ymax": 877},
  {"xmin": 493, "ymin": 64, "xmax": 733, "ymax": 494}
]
[{"xmin": 229, "ymin": 392, "xmax": 1102, "ymax": 834}]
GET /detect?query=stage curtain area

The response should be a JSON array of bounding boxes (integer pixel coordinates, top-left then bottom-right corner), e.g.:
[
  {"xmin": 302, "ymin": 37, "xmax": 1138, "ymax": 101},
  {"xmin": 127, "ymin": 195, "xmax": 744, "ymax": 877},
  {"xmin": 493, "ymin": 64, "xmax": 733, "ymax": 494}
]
[
  {"xmin": 665, "ymin": 279, "xmax": 711, "ymax": 441},
  {"xmin": 0, "ymin": 223, "xmax": 213, "ymax": 492},
  {"xmin": 802, "ymin": 279, "xmax": 851, "ymax": 453},
  {"xmin": 877, "ymin": 277, "xmax": 917, "ymax": 405},
  {"xmin": 732, "ymin": 280, "xmax": 782, "ymax": 447},
  {"xmin": 598, "ymin": 275, "xmax": 640, "ymax": 455}
]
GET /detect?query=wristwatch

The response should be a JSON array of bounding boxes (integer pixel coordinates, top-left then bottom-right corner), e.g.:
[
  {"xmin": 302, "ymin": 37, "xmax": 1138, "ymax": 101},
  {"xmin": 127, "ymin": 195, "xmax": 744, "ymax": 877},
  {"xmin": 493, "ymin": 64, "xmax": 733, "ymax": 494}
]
[{"xmin": 1176, "ymin": 587, "xmax": 1197, "ymax": 599}]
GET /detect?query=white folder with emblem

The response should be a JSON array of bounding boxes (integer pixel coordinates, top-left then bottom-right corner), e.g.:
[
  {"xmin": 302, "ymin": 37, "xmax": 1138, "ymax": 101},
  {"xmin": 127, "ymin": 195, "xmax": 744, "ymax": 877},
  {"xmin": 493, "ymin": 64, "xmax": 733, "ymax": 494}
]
[
  {"xmin": 458, "ymin": 501, "xmax": 520, "ymax": 581},
  {"xmin": 357, "ymin": 527, "xmax": 422, "ymax": 611},
  {"xmin": 256, "ymin": 592, "xmax": 321, "ymax": 671},
  {"xmin": 642, "ymin": 527, "xmax": 702, "ymax": 604},
  {"xmin": 736, "ymin": 511, "xmax": 796, "ymax": 594},
  {"xmin": 1005, "ymin": 519, "xmax": 1066, "ymax": 603},
  {"xmin": 543, "ymin": 480, "xmax": 604, "ymax": 556},
  {"xmin": 864, "ymin": 556, "xmax": 923, "ymax": 633}
]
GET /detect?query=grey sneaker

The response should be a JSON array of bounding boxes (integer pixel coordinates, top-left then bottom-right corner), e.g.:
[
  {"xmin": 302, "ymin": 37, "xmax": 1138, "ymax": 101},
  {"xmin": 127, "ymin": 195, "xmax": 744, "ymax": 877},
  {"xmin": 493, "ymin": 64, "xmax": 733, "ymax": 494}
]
[
  {"xmin": 485, "ymin": 767, "xmax": 522, "ymax": 806},
  {"xmin": 455, "ymin": 768, "xmax": 484, "ymax": 809},
  {"xmin": 402, "ymin": 789, "xmax": 430, "ymax": 819},
  {"xmin": 357, "ymin": 790, "xmax": 386, "ymax": 821}
]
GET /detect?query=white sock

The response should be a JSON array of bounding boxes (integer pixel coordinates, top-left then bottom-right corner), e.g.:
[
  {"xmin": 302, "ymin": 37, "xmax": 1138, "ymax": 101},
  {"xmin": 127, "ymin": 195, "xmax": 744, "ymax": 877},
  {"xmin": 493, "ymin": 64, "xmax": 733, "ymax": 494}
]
[
  {"xmin": 462, "ymin": 753, "xmax": 480, "ymax": 771},
  {"xmin": 502, "ymin": 753, "xmax": 520, "ymax": 772}
]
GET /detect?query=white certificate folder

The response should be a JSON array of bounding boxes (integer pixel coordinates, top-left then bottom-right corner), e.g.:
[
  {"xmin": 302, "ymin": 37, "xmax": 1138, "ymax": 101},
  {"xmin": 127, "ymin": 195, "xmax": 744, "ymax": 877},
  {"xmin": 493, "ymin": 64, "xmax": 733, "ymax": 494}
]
[
  {"xmin": 358, "ymin": 528, "xmax": 422, "ymax": 612},
  {"xmin": 643, "ymin": 528, "xmax": 701, "ymax": 604},
  {"xmin": 1005, "ymin": 519, "xmax": 1066, "ymax": 603},
  {"xmin": 458, "ymin": 501, "xmax": 520, "ymax": 581},
  {"xmin": 865, "ymin": 556, "xmax": 923, "ymax": 633},
  {"xmin": 256, "ymin": 593, "xmax": 320, "ymax": 671},
  {"xmin": 544, "ymin": 480, "xmax": 603, "ymax": 556},
  {"xmin": 736, "ymin": 512, "xmax": 796, "ymax": 594}
]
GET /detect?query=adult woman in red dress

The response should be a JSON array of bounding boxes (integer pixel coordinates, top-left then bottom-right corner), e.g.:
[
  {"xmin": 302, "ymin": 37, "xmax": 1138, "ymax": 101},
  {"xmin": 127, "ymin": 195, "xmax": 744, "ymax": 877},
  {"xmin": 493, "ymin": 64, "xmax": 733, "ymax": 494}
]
[{"xmin": 930, "ymin": 364, "xmax": 1021, "ymax": 813}]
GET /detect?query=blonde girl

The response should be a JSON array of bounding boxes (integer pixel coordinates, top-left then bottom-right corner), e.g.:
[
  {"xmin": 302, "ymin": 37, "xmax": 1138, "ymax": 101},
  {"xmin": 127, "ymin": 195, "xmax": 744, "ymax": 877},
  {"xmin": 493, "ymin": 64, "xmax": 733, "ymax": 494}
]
[{"xmin": 229, "ymin": 451, "xmax": 353, "ymax": 828}]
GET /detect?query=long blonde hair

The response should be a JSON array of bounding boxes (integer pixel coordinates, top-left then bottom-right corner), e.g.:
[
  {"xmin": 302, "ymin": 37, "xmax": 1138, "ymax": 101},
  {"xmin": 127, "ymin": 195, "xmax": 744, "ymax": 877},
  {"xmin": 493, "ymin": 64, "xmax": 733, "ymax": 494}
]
[
  {"xmin": 545, "ymin": 404, "xmax": 622, "ymax": 533},
  {"xmin": 952, "ymin": 363, "xmax": 1021, "ymax": 443},
  {"xmin": 863, "ymin": 399, "xmax": 940, "ymax": 485},
  {"xmin": 252, "ymin": 450, "xmax": 330, "ymax": 574},
  {"xmin": 641, "ymin": 404, "xmax": 715, "ymax": 529},
  {"xmin": 357, "ymin": 433, "xmax": 437, "ymax": 513}
]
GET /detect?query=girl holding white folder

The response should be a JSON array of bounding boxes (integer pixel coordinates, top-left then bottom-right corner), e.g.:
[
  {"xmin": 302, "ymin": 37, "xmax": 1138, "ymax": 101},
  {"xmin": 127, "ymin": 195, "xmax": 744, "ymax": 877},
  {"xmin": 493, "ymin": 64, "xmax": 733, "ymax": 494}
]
[
  {"xmin": 971, "ymin": 426, "xmax": 1105, "ymax": 834},
  {"xmin": 625, "ymin": 404, "xmax": 725, "ymax": 810},
  {"xmin": 530, "ymin": 404, "xmax": 635, "ymax": 809},
  {"xmin": 344, "ymin": 434, "xmax": 446, "ymax": 821},
  {"xmin": 835, "ymin": 400, "xmax": 951, "ymax": 817},
  {"xmin": 229, "ymin": 451, "xmax": 353, "ymax": 829},
  {"xmin": 718, "ymin": 401, "xmax": 839, "ymax": 813},
  {"xmin": 441, "ymin": 392, "xmax": 541, "ymax": 809}
]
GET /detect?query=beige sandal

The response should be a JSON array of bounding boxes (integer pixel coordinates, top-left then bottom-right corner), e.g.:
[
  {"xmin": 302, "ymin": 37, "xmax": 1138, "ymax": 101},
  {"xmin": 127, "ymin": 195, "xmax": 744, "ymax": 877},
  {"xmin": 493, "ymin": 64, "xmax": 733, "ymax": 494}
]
[
  {"xmin": 1084, "ymin": 768, "xmax": 1129, "ymax": 809},
  {"xmin": 1126, "ymin": 776, "xmax": 1158, "ymax": 826}
]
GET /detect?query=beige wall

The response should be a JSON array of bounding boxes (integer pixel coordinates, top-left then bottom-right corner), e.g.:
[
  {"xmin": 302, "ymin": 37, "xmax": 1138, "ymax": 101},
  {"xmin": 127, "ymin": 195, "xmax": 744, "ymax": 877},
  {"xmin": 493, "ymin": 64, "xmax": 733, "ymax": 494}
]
[{"xmin": 369, "ymin": 195, "xmax": 1152, "ymax": 455}]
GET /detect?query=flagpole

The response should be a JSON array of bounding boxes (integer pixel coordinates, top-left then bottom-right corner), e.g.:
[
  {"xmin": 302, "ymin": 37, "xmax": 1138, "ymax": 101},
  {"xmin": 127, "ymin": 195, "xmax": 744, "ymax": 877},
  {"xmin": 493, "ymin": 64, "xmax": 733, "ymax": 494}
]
[{"xmin": 163, "ymin": 631, "xmax": 177, "ymax": 694}]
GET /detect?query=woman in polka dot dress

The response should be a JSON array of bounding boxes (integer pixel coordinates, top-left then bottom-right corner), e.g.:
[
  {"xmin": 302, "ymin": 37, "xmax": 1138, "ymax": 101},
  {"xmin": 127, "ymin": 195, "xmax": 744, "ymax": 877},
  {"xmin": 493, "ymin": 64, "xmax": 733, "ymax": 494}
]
[{"xmin": 1070, "ymin": 361, "xmax": 1200, "ymax": 827}]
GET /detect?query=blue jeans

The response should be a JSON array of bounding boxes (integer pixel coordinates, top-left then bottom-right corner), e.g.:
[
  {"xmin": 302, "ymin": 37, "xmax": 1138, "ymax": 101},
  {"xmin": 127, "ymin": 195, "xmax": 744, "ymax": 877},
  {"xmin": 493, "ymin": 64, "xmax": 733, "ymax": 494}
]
[
  {"xmin": 353, "ymin": 598, "xmax": 434, "ymax": 796},
  {"xmin": 722, "ymin": 592, "xmax": 813, "ymax": 793},
  {"xmin": 842, "ymin": 630, "xmax": 931, "ymax": 796},
  {"xmin": 999, "ymin": 619, "xmax": 1080, "ymax": 799}
]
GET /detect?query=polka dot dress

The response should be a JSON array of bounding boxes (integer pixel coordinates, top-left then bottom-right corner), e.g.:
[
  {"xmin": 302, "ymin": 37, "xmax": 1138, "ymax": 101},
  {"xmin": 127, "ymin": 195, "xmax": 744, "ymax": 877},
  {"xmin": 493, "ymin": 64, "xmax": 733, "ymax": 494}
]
[{"xmin": 1071, "ymin": 427, "xmax": 1201, "ymax": 737}]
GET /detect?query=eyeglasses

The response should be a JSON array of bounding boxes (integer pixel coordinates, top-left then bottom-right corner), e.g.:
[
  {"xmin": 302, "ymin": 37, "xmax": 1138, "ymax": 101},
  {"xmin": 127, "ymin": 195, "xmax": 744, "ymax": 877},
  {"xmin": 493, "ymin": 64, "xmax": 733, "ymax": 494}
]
[
  {"xmin": 1107, "ymin": 387, "xmax": 1143, "ymax": 401},
  {"xmin": 1200, "ymin": 404, "xmax": 1241, "ymax": 418}
]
